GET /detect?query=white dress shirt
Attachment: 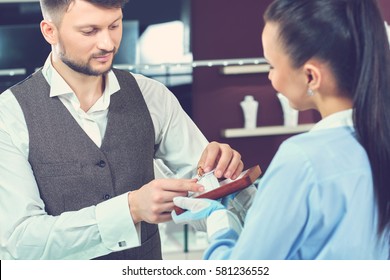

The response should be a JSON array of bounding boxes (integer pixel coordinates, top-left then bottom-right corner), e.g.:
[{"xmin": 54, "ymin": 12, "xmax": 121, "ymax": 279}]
[{"xmin": 0, "ymin": 56, "xmax": 208, "ymax": 259}]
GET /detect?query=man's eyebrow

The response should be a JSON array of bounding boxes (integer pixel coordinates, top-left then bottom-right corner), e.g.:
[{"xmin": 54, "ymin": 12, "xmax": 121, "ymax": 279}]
[
  {"xmin": 110, "ymin": 15, "xmax": 123, "ymax": 24},
  {"xmin": 76, "ymin": 16, "xmax": 123, "ymax": 29}
]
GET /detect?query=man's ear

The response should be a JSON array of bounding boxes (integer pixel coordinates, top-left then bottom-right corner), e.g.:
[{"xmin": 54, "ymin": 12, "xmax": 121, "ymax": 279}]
[
  {"xmin": 40, "ymin": 20, "xmax": 58, "ymax": 45},
  {"xmin": 303, "ymin": 61, "xmax": 322, "ymax": 91}
]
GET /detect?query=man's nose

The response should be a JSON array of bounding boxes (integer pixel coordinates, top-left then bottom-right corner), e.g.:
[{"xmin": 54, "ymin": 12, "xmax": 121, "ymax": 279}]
[{"xmin": 97, "ymin": 30, "xmax": 114, "ymax": 51}]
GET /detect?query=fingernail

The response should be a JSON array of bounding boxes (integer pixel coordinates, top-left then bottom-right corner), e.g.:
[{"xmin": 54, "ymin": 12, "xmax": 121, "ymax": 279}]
[
  {"xmin": 225, "ymin": 171, "xmax": 231, "ymax": 178},
  {"xmin": 215, "ymin": 170, "xmax": 222, "ymax": 178},
  {"xmin": 203, "ymin": 166, "xmax": 211, "ymax": 173}
]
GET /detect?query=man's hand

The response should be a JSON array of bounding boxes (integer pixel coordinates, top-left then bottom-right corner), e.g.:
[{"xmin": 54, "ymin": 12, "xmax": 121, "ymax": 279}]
[
  {"xmin": 198, "ymin": 141, "xmax": 243, "ymax": 180},
  {"xmin": 128, "ymin": 178, "xmax": 204, "ymax": 224}
]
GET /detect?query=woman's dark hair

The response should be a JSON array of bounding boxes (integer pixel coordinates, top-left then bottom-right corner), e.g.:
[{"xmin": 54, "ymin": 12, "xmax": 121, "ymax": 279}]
[{"xmin": 264, "ymin": 0, "xmax": 390, "ymax": 236}]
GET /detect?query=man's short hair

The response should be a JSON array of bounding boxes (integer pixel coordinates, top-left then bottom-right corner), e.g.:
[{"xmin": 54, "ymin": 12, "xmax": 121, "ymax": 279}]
[{"xmin": 40, "ymin": 0, "xmax": 128, "ymax": 24}]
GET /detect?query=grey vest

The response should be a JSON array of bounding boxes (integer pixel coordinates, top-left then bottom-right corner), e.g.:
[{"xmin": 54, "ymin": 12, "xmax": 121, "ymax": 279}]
[{"xmin": 11, "ymin": 69, "xmax": 162, "ymax": 260}]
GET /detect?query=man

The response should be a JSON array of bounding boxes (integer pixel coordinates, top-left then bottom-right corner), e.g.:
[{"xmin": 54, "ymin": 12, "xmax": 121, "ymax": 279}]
[{"xmin": 0, "ymin": 0, "xmax": 243, "ymax": 259}]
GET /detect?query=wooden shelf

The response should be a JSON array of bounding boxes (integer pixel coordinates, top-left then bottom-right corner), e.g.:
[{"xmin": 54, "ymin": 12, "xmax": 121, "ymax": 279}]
[{"xmin": 221, "ymin": 124, "xmax": 315, "ymax": 138}]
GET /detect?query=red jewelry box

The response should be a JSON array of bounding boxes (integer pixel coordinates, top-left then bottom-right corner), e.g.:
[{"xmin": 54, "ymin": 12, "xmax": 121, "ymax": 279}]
[{"xmin": 173, "ymin": 165, "xmax": 262, "ymax": 215}]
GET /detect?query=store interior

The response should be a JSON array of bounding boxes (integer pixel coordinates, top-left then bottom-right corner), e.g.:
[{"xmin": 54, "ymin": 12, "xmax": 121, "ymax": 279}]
[{"xmin": 1, "ymin": 0, "xmax": 389, "ymax": 259}]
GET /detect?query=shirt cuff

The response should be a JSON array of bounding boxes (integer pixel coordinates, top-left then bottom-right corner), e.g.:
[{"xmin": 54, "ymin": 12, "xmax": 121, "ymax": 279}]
[
  {"xmin": 206, "ymin": 209, "xmax": 242, "ymax": 240},
  {"xmin": 95, "ymin": 192, "xmax": 141, "ymax": 251}
]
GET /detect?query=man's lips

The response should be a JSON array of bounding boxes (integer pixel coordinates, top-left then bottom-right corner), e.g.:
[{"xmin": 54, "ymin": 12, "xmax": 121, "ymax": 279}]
[{"xmin": 93, "ymin": 53, "xmax": 113, "ymax": 62}]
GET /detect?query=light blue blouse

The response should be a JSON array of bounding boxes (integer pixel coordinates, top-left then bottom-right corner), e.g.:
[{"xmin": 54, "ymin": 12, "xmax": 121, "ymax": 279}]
[{"xmin": 204, "ymin": 110, "xmax": 389, "ymax": 260}]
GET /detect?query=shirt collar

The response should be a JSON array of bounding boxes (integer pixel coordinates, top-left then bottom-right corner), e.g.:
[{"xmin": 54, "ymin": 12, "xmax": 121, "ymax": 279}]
[
  {"xmin": 41, "ymin": 54, "xmax": 120, "ymax": 99},
  {"xmin": 311, "ymin": 109, "xmax": 353, "ymax": 132}
]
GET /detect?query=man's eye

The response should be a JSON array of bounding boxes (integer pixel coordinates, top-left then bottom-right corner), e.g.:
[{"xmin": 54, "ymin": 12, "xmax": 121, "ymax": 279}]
[
  {"xmin": 110, "ymin": 25, "xmax": 119, "ymax": 30},
  {"xmin": 81, "ymin": 30, "xmax": 97, "ymax": 36}
]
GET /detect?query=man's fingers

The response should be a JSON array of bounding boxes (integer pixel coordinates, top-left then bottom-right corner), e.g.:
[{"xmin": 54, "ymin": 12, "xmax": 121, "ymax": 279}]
[
  {"xmin": 213, "ymin": 143, "xmax": 234, "ymax": 177},
  {"xmin": 158, "ymin": 178, "xmax": 204, "ymax": 193},
  {"xmin": 223, "ymin": 151, "xmax": 243, "ymax": 179},
  {"xmin": 198, "ymin": 142, "xmax": 220, "ymax": 173},
  {"xmin": 198, "ymin": 142, "xmax": 243, "ymax": 179},
  {"xmin": 231, "ymin": 160, "xmax": 244, "ymax": 180}
]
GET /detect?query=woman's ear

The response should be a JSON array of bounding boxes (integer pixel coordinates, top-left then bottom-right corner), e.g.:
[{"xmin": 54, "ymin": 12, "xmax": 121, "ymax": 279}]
[
  {"xmin": 303, "ymin": 61, "xmax": 322, "ymax": 91},
  {"xmin": 40, "ymin": 20, "xmax": 58, "ymax": 45}
]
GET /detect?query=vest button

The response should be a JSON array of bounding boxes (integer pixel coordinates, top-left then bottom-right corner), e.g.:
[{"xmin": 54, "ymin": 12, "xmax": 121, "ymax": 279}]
[
  {"xmin": 97, "ymin": 160, "xmax": 106, "ymax": 168},
  {"xmin": 103, "ymin": 194, "xmax": 111, "ymax": 200}
]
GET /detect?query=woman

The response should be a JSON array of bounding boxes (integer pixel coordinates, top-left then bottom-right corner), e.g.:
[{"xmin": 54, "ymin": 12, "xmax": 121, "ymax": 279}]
[{"xmin": 172, "ymin": 0, "xmax": 390, "ymax": 259}]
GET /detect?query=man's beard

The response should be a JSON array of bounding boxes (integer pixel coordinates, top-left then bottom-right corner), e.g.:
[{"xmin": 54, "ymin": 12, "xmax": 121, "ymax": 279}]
[{"xmin": 59, "ymin": 49, "xmax": 116, "ymax": 76}]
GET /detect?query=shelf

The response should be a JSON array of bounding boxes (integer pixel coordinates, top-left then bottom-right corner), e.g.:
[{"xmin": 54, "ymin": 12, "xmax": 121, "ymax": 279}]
[
  {"xmin": 114, "ymin": 57, "xmax": 268, "ymax": 86},
  {"xmin": 220, "ymin": 64, "xmax": 270, "ymax": 75},
  {"xmin": 0, "ymin": 68, "xmax": 26, "ymax": 77},
  {"xmin": 221, "ymin": 124, "xmax": 315, "ymax": 138},
  {"xmin": 114, "ymin": 57, "xmax": 267, "ymax": 73}
]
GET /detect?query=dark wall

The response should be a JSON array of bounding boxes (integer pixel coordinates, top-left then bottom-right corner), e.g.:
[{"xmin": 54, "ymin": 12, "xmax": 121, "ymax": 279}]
[
  {"xmin": 0, "ymin": 3, "xmax": 48, "ymax": 76},
  {"xmin": 0, "ymin": 3, "xmax": 42, "ymax": 25},
  {"xmin": 378, "ymin": 0, "xmax": 390, "ymax": 20}
]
